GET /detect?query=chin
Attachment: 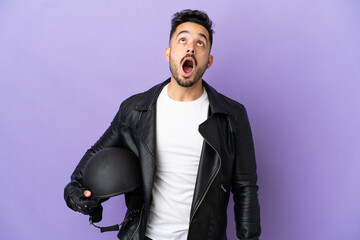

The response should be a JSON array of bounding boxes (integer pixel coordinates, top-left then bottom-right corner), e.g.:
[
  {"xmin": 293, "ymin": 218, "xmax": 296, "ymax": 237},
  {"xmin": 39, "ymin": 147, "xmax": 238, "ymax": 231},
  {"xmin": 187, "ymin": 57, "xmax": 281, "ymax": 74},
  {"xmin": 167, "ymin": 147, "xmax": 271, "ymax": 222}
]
[{"xmin": 175, "ymin": 76, "xmax": 199, "ymax": 88}]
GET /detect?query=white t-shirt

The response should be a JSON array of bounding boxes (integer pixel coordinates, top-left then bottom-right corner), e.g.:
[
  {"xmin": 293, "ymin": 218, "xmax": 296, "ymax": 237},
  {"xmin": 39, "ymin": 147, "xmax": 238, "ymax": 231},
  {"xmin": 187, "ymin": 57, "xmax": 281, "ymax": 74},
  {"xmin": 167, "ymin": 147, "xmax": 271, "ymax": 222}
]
[{"xmin": 145, "ymin": 84, "xmax": 209, "ymax": 240}]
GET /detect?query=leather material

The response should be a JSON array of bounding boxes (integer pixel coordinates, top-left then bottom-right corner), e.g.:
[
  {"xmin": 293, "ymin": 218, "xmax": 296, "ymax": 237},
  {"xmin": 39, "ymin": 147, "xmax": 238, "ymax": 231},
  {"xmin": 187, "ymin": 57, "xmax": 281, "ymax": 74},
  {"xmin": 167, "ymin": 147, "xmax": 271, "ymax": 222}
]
[
  {"xmin": 83, "ymin": 148, "xmax": 142, "ymax": 199},
  {"xmin": 64, "ymin": 79, "xmax": 261, "ymax": 240},
  {"xmin": 66, "ymin": 187, "xmax": 100, "ymax": 215}
]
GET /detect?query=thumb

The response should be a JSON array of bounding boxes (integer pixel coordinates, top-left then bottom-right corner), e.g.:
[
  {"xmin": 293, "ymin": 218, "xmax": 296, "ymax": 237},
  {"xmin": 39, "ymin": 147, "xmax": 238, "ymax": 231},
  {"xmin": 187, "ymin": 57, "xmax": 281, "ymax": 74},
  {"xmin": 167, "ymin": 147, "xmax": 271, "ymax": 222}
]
[{"xmin": 84, "ymin": 190, "xmax": 92, "ymax": 198}]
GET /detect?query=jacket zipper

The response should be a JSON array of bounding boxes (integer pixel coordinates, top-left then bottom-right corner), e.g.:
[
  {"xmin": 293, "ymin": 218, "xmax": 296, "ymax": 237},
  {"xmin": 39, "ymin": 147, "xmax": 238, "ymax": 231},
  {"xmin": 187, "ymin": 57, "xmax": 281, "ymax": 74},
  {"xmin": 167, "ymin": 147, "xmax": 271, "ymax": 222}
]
[
  {"xmin": 220, "ymin": 184, "xmax": 227, "ymax": 193},
  {"xmin": 130, "ymin": 204, "xmax": 144, "ymax": 240},
  {"xmin": 187, "ymin": 136, "xmax": 222, "ymax": 239}
]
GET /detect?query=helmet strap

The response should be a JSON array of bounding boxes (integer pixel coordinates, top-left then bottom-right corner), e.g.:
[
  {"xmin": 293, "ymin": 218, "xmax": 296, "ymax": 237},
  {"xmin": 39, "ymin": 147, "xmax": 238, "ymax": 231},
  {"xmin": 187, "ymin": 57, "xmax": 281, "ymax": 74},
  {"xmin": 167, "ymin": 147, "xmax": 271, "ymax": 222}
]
[{"xmin": 89, "ymin": 215, "xmax": 120, "ymax": 232}]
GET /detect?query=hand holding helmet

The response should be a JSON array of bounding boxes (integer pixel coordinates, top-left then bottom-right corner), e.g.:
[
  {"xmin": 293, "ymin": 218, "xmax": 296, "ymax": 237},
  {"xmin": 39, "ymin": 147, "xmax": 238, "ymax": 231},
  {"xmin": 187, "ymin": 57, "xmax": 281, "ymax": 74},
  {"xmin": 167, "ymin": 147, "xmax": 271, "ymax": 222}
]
[
  {"xmin": 66, "ymin": 187, "xmax": 99, "ymax": 215},
  {"xmin": 65, "ymin": 147, "xmax": 142, "ymax": 232}
]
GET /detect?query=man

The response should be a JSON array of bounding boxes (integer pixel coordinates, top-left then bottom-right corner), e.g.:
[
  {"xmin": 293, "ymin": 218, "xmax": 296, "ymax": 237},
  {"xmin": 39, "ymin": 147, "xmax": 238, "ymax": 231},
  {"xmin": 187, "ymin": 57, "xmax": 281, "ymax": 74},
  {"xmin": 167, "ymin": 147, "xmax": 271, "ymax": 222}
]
[{"xmin": 64, "ymin": 9, "xmax": 261, "ymax": 240}]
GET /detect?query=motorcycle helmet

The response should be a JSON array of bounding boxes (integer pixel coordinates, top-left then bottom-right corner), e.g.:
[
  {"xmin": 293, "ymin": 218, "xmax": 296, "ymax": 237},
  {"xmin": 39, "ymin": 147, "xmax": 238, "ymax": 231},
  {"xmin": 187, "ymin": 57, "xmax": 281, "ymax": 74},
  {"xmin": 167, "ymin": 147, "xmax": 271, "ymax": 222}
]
[{"xmin": 82, "ymin": 147, "xmax": 142, "ymax": 232}]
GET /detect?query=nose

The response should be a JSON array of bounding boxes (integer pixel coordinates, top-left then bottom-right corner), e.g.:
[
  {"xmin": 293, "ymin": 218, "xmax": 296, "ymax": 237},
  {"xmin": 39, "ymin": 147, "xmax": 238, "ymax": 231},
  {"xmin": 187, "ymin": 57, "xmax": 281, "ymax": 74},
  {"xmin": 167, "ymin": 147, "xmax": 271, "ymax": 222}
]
[{"xmin": 187, "ymin": 43, "xmax": 195, "ymax": 54}]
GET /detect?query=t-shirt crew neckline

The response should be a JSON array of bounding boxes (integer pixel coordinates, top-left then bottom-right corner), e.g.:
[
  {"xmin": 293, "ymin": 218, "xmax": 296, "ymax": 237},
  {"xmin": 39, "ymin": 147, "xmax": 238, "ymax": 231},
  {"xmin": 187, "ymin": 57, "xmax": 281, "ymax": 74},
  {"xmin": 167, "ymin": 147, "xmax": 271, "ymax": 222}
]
[{"xmin": 164, "ymin": 83, "xmax": 208, "ymax": 105}]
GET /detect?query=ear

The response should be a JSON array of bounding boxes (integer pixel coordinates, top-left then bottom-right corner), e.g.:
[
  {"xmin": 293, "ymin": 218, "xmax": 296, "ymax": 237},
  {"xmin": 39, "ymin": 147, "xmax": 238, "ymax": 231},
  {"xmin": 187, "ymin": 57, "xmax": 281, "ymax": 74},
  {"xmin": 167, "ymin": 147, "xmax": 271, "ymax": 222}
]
[
  {"xmin": 207, "ymin": 54, "xmax": 214, "ymax": 69},
  {"xmin": 165, "ymin": 47, "xmax": 170, "ymax": 62}
]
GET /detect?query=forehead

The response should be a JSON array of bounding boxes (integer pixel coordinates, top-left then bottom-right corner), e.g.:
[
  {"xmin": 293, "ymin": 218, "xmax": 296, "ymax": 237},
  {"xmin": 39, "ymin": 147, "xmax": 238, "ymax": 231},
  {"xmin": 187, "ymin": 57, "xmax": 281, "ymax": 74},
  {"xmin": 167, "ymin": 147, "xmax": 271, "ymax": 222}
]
[{"xmin": 173, "ymin": 22, "xmax": 209, "ymax": 39}]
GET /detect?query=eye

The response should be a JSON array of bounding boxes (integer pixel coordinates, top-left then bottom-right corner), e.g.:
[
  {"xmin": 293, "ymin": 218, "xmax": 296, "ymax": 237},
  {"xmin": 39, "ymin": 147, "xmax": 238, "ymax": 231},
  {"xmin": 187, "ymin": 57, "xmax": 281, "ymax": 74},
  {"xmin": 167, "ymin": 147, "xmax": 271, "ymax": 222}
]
[
  {"xmin": 179, "ymin": 38, "xmax": 186, "ymax": 44},
  {"xmin": 197, "ymin": 41, "xmax": 204, "ymax": 47}
]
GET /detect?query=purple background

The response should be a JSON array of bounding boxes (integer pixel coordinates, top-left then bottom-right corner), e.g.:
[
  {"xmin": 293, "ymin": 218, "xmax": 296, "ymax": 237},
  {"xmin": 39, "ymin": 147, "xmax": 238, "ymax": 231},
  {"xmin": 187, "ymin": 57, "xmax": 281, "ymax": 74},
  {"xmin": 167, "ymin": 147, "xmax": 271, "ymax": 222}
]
[{"xmin": 1, "ymin": 0, "xmax": 359, "ymax": 239}]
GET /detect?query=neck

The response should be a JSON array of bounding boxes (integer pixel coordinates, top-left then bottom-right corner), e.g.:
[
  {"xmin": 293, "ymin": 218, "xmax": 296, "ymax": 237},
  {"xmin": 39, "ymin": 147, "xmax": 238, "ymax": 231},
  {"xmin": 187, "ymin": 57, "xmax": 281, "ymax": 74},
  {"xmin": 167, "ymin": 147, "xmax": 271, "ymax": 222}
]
[{"xmin": 167, "ymin": 78, "xmax": 204, "ymax": 102}]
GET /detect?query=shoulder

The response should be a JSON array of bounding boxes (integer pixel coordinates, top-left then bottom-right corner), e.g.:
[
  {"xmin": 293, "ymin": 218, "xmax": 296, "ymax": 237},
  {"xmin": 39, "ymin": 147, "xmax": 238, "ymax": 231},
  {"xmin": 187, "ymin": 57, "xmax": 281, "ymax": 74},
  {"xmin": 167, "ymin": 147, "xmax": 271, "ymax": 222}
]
[
  {"xmin": 119, "ymin": 80, "xmax": 168, "ymax": 115},
  {"xmin": 219, "ymin": 93, "xmax": 247, "ymax": 115},
  {"xmin": 219, "ymin": 94, "xmax": 250, "ymax": 133},
  {"xmin": 204, "ymin": 82, "xmax": 252, "ymax": 137},
  {"xmin": 204, "ymin": 81, "xmax": 248, "ymax": 119}
]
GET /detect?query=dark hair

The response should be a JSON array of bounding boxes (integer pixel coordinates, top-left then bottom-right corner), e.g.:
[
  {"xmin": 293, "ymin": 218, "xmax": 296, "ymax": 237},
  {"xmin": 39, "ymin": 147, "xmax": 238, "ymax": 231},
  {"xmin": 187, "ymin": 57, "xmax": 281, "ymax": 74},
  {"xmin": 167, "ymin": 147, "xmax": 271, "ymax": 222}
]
[{"xmin": 170, "ymin": 9, "xmax": 214, "ymax": 48}]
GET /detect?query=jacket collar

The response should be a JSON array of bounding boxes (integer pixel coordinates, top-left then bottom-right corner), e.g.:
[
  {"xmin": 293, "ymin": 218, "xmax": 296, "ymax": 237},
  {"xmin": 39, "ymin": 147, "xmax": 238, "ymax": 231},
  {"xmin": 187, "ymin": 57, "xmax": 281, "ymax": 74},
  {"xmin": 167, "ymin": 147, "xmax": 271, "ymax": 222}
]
[{"xmin": 135, "ymin": 78, "xmax": 231, "ymax": 115}]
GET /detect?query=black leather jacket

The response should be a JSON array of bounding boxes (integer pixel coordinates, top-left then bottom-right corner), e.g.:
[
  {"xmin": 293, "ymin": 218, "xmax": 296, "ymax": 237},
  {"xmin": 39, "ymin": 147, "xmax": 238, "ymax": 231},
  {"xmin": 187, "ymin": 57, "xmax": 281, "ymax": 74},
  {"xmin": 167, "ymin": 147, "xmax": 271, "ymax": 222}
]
[{"xmin": 64, "ymin": 79, "xmax": 261, "ymax": 240}]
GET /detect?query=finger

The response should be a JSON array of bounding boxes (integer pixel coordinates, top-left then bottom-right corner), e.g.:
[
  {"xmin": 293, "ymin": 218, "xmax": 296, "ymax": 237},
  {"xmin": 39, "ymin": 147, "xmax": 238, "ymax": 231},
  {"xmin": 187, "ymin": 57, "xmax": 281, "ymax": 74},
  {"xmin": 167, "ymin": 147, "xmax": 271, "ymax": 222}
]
[{"xmin": 84, "ymin": 190, "xmax": 92, "ymax": 198}]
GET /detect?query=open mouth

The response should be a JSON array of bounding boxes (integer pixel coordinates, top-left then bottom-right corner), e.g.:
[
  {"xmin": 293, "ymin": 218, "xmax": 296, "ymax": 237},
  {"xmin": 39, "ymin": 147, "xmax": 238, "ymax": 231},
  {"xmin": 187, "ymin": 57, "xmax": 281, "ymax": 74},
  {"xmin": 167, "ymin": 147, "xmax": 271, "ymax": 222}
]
[{"xmin": 181, "ymin": 57, "xmax": 196, "ymax": 76}]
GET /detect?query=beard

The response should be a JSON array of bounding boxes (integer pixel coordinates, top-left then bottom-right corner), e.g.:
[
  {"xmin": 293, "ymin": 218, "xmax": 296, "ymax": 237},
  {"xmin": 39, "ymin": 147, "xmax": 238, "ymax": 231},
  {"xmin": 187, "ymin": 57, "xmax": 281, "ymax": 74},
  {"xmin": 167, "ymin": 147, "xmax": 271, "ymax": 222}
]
[{"xmin": 169, "ymin": 54, "xmax": 208, "ymax": 88}]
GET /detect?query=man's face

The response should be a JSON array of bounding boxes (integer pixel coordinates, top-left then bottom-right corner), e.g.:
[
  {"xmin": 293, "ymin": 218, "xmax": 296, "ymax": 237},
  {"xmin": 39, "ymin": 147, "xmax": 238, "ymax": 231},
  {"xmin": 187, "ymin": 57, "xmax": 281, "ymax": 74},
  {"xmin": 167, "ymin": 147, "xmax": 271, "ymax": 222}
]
[{"xmin": 165, "ymin": 22, "xmax": 213, "ymax": 88}]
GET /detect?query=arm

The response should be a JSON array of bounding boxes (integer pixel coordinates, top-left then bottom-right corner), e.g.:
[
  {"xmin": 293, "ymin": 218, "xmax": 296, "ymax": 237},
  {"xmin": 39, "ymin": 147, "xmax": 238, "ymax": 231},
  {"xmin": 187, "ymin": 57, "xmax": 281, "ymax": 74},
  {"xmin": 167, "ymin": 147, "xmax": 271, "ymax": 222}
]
[
  {"xmin": 232, "ymin": 106, "xmax": 261, "ymax": 239},
  {"xmin": 64, "ymin": 106, "xmax": 124, "ymax": 202}
]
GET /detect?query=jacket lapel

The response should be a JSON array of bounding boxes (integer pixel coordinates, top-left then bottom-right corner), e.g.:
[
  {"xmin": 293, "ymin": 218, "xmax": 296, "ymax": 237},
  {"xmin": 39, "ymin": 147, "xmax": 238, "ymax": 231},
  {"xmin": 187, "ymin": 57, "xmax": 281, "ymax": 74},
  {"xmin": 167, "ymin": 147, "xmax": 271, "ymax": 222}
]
[
  {"xmin": 190, "ymin": 115, "xmax": 222, "ymax": 217},
  {"xmin": 190, "ymin": 81, "xmax": 232, "ymax": 217},
  {"xmin": 132, "ymin": 80, "xmax": 169, "ymax": 159},
  {"xmin": 132, "ymin": 80, "xmax": 169, "ymax": 200}
]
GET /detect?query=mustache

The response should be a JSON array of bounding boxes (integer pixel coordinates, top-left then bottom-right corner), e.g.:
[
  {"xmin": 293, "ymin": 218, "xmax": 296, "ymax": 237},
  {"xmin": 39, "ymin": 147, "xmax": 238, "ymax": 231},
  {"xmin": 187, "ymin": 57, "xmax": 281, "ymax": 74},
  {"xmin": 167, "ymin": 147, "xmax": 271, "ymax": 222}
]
[{"xmin": 180, "ymin": 54, "xmax": 197, "ymax": 67}]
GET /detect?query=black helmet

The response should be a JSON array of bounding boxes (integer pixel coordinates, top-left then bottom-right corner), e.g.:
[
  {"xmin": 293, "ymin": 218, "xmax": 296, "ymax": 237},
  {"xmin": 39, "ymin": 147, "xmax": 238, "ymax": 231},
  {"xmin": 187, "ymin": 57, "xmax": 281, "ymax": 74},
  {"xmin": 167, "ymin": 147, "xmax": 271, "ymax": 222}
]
[
  {"xmin": 82, "ymin": 147, "xmax": 142, "ymax": 233},
  {"xmin": 83, "ymin": 147, "xmax": 142, "ymax": 199}
]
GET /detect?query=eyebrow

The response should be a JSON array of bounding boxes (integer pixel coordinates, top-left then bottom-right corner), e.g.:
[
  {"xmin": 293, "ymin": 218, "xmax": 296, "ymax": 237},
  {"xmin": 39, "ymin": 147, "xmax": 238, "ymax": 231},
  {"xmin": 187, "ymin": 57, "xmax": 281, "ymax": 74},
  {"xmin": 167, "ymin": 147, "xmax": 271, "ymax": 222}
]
[{"xmin": 176, "ymin": 30, "xmax": 208, "ymax": 44}]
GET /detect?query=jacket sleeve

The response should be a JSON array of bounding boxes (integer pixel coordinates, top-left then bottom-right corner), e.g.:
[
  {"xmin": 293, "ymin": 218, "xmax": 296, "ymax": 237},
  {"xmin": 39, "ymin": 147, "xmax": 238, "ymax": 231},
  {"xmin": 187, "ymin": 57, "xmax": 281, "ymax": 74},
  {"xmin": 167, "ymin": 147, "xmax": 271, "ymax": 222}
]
[
  {"xmin": 64, "ymin": 106, "xmax": 124, "ymax": 202},
  {"xmin": 231, "ymin": 106, "xmax": 261, "ymax": 239}
]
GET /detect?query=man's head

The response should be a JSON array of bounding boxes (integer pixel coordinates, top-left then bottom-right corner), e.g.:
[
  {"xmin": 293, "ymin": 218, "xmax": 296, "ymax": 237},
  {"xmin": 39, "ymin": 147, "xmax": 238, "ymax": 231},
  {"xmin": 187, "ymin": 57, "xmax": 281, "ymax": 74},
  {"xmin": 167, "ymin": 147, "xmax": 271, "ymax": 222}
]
[
  {"xmin": 166, "ymin": 9, "xmax": 214, "ymax": 88},
  {"xmin": 169, "ymin": 9, "xmax": 214, "ymax": 49}
]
